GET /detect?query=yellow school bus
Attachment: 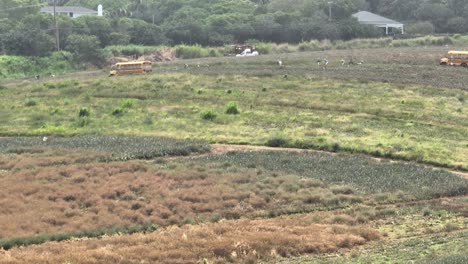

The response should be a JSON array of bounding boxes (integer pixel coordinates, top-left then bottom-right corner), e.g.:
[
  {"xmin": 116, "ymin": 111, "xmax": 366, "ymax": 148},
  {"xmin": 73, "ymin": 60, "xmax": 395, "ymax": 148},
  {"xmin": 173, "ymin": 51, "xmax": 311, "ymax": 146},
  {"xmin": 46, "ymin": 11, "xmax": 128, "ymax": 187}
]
[
  {"xmin": 440, "ymin": 51, "xmax": 468, "ymax": 67},
  {"xmin": 109, "ymin": 61, "xmax": 152, "ymax": 76}
]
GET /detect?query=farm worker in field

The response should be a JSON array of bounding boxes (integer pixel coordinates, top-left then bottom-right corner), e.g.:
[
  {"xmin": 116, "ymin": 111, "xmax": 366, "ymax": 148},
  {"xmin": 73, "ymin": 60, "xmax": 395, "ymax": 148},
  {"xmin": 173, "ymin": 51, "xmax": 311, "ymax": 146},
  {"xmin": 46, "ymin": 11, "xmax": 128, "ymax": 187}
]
[{"xmin": 323, "ymin": 58, "xmax": 329, "ymax": 70}]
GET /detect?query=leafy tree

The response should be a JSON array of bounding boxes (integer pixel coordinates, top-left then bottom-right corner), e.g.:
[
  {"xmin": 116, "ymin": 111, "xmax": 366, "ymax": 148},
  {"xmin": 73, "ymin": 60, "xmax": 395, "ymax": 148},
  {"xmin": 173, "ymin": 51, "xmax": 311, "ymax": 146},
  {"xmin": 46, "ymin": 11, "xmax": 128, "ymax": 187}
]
[
  {"xmin": 162, "ymin": 6, "xmax": 208, "ymax": 45},
  {"xmin": 65, "ymin": 34, "xmax": 104, "ymax": 65},
  {"xmin": 406, "ymin": 21, "xmax": 435, "ymax": 35},
  {"xmin": 252, "ymin": 14, "xmax": 282, "ymax": 42},
  {"xmin": 129, "ymin": 19, "xmax": 166, "ymax": 45},
  {"xmin": 109, "ymin": 32, "xmax": 130, "ymax": 45},
  {"xmin": 56, "ymin": 15, "xmax": 75, "ymax": 50},
  {"xmin": 2, "ymin": 13, "xmax": 55, "ymax": 56},
  {"xmin": 0, "ymin": 19, "xmax": 15, "ymax": 54},
  {"xmin": 448, "ymin": 0, "xmax": 468, "ymax": 16},
  {"xmin": 73, "ymin": 16, "xmax": 112, "ymax": 46},
  {"xmin": 4, "ymin": 28, "xmax": 55, "ymax": 56},
  {"xmin": 375, "ymin": 0, "xmax": 419, "ymax": 21},
  {"xmin": 416, "ymin": 3, "xmax": 454, "ymax": 32},
  {"xmin": 320, "ymin": 0, "xmax": 358, "ymax": 20},
  {"xmin": 0, "ymin": 0, "xmax": 41, "ymax": 21},
  {"xmin": 267, "ymin": 0, "xmax": 308, "ymax": 13},
  {"xmin": 289, "ymin": 17, "xmax": 320, "ymax": 42},
  {"xmin": 445, "ymin": 17, "xmax": 467, "ymax": 34},
  {"xmin": 205, "ymin": 13, "xmax": 254, "ymax": 44},
  {"xmin": 316, "ymin": 23, "xmax": 341, "ymax": 40},
  {"xmin": 339, "ymin": 17, "xmax": 378, "ymax": 40}
]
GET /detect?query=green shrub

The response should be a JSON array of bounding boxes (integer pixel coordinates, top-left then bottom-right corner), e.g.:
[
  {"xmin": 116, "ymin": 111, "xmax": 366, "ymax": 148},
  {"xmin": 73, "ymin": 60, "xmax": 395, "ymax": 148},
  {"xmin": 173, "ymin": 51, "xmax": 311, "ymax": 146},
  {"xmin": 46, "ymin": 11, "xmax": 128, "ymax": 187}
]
[
  {"xmin": 175, "ymin": 45, "xmax": 209, "ymax": 59},
  {"xmin": 225, "ymin": 102, "xmax": 239, "ymax": 115},
  {"xmin": 266, "ymin": 136, "xmax": 288, "ymax": 147},
  {"xmin": 201, "ymin": 110, "xmax": 217, "ymax": 121},
  {"xmin": 24, "ymin": 99, "xmax": 37, "ymax": 107},
  {"xmin": 78, "ymin": 107, "xmax": 90, "ymax": 117},
  {"xmin": 112, "ymin": 107, "xmax": 124, "ymax": 116},
  {"xmin": 121, "ymin": 99, "xmax": 135, "ymax": 108},
  {"xmin": 254, "ymin": 43, "xmax": 273, "ymax": 54}
]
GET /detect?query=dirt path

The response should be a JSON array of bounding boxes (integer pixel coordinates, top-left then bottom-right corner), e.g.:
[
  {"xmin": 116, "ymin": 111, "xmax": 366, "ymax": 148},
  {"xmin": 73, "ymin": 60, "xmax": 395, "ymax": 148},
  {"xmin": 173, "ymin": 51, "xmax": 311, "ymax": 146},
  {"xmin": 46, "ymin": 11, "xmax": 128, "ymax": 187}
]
[{"xmin": 210, "ymin": 144, "xmax": 317, "ymax": 154}]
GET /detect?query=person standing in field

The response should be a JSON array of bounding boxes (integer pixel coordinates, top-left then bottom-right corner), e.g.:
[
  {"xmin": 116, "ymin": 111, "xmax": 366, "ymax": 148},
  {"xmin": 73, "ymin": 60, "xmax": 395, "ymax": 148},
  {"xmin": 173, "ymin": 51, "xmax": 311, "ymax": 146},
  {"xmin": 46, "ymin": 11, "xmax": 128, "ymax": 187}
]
[{"xmin": 323, "ymin": 58, "xmax": 329, "ymax": 70}]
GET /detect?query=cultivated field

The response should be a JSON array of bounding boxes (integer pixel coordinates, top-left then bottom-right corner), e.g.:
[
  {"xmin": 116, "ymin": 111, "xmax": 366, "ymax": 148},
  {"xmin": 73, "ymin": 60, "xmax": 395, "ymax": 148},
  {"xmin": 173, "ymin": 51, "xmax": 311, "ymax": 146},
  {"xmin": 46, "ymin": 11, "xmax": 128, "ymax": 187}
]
[{"xmin": 0, "ymin": 46, "xmax": 467, "ymax": 263}]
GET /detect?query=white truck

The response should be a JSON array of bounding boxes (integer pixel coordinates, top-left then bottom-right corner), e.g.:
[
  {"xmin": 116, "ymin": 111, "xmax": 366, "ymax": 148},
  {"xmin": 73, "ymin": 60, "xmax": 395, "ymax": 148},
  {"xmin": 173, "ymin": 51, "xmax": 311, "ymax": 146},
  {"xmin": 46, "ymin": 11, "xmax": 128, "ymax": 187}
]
[{"xmin": 236, "ymin": 48, "xmax": 259, "ymax": 57}]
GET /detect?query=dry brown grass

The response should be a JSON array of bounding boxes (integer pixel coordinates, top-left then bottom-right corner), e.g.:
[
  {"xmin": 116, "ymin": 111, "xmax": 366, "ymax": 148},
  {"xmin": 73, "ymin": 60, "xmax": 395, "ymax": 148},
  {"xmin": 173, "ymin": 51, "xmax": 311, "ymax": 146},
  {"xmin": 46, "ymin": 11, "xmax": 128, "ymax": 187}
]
[
  {"xmin": 0, "ymin": 214, "xmax": 379, "ymax": 263},
  {"xmin": 0, "ymin": 149, "xmax": 103, "ymax": 170},
  {"xmin": 0, "ymin": 149, "xmax": 368, "ymax": 239}
]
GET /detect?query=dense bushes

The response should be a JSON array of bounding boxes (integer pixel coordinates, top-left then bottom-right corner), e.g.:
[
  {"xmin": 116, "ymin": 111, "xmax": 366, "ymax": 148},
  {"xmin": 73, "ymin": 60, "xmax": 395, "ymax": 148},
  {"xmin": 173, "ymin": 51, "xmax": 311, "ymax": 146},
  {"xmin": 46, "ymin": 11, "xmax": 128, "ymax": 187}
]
[
  {"xmin": 175, "ymin": 45, "xmax": 223, "ymax": 59},
  {"xmin": 0, "ymin": 52, "xmax": 76, "ymax": 79},
  {"xmin": 105, "ymin": 45, "xmax": 165, "ymax": 57},
  {"xmin": 3, "ymin": 0, "xmax": 468, "ymax": 62}
]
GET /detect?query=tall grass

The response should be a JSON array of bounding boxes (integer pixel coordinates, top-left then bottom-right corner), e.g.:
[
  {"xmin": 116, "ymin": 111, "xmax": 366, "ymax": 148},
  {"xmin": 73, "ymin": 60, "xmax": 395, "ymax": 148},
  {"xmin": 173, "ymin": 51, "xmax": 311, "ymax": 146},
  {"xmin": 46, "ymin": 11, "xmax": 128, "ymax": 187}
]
[
  {"xmin": 105, "ymin": 45, "xmax": 166, "ymax": 57},
  {"xmin": 106, "ymin": 44, "xmax": 225, "ymax": 59},
  {"xmin": 0, "ymin": 52, "xmax": 76, "ymax": 79},
  {"xmin": 240, "ymin": 36, "xmax": 457, "ymax": 55},
  {"xmin": 284, "ymin": 35, "xmax": 455, "ymax": 53},
  {"xmin": 175, "ymin": 45, "xmax": 224, "ymax": 59}
]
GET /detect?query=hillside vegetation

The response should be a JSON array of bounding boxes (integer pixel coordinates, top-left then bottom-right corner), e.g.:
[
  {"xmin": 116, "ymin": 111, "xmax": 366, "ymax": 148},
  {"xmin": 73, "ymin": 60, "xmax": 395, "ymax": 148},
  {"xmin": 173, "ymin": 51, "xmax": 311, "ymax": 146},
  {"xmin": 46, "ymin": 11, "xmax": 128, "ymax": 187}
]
[
  {"xmin": 2, "ymin": 0, "xmax": 468, "ymax": 60},
  {"xmin": 1, "ymin": 35, "xmax": 464, "ymax": 80}
]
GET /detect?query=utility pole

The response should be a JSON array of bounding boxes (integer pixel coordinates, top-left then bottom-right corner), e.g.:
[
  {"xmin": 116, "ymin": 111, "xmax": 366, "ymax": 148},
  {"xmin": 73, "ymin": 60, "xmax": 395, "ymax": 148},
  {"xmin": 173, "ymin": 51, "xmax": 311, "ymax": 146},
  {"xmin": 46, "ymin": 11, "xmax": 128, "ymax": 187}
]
[
  {"xmin": 54, "ymin": 0, "xmax": 60, "ymax": 51},
  {"xmin": 328, "ymin": 1, "xmax": 333, "ymax": 21}
]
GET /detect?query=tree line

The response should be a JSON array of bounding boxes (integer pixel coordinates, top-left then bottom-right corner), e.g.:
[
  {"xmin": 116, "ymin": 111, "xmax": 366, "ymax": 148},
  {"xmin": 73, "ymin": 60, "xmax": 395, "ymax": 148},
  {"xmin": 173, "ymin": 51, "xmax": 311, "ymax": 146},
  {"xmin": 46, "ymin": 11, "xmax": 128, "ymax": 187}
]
[{"xmin": 0, "ymin": 0, "xmax": 467, "ymax": 61}]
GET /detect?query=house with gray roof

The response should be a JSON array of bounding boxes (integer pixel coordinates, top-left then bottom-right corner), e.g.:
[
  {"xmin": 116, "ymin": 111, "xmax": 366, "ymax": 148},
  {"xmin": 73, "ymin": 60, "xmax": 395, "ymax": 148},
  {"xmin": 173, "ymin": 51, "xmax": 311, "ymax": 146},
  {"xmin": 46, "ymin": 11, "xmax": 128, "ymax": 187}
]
[
  {"xmin": 40, "ymin": 5, "xmax": 103, "ymax": 19},
  {"xmin": 352, "ymin": 11, "xmax": 404, "ymax": 35}
]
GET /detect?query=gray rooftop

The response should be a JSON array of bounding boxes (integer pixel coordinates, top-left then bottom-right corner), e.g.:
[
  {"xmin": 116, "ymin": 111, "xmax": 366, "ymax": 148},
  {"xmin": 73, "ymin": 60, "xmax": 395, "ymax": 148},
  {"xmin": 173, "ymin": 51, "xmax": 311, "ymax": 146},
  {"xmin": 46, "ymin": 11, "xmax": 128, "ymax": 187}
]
[
  {"xmin": 352, "ymin": 11, "xmax": 403, "ymax": 26},
  {"xmin": 40, "ymin": 6, "xmax": 97, "ymax": 14}
]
